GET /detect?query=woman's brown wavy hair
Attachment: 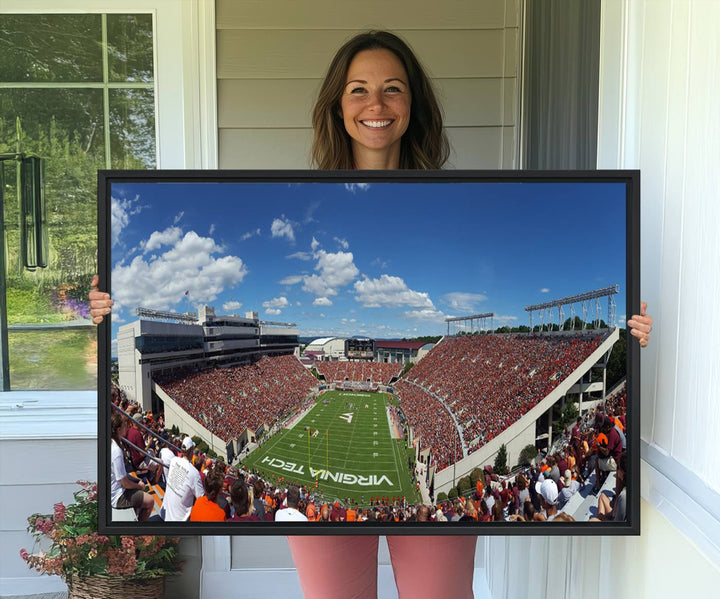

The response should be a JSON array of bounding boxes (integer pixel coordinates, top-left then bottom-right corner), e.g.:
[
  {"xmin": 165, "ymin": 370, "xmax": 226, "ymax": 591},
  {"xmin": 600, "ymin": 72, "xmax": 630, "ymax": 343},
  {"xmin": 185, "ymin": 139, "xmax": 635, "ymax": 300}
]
[{"xmin": 311, "ymin": 31, "xmax": 449, "ymax": 170}]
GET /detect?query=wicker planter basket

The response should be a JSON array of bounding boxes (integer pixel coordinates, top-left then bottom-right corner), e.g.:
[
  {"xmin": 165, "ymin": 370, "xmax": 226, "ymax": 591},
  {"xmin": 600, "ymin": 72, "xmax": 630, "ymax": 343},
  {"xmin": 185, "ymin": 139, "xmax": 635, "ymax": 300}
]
[{"xmin": 67, "ymin": 575, "xmax": 164, "ymax": 599}]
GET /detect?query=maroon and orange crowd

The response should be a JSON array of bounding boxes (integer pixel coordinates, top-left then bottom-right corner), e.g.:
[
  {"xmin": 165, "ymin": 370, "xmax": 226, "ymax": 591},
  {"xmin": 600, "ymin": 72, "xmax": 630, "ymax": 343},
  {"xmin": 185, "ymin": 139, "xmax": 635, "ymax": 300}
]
[
  {"xmin": 396, "ymin": 333, "xmax": 610, "ymax": 471},
  {"xmin": 153, "ymin": 355, "xmax": 318, "ymax": 442},
  {"xmin": 111, "ymin": 377, "xmax": 628, "ymax": 523},
  {"xmin": 316, "ymin": 361, "xmax": 403, "ymax": 385},
  {"xmin": 110, "ymin": 331, "xmax": 628, "ymax": 523}
]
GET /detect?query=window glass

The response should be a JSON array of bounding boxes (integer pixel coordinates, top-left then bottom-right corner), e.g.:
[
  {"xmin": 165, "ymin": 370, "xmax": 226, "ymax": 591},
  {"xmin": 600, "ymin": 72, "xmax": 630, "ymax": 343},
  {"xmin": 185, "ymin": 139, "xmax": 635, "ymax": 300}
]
[
  {"xmin": 107, "ymin": 14, "xmax": 154, "ymax": 83},
  {"xmin": 109, "ymin": 89, "xmax": 156, "ymax": 169},
  {"xmin": 0, "ymin": 15, "xmax": 103, "ymax": 82},
  {"xmin": 0, "ymin": 13, "xmax": 155, "ymax": 390}
]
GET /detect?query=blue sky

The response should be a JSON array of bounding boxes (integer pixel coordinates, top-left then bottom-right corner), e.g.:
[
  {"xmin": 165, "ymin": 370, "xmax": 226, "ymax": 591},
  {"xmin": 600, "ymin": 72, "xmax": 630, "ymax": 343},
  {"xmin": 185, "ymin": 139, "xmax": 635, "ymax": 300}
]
[{"xmin": 109, "ymin": 180, "xmax": 627, "ymax": 344}]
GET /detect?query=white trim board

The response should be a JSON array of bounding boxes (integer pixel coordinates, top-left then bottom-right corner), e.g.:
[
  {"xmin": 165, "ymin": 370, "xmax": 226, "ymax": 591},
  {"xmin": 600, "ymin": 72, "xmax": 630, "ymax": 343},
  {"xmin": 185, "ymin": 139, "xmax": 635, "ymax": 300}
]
[
  {"xmin": 641, "ymin": 441, "xmax": 720, "ymax": 568},
  {"xmin": 0, "ymin": 392, "xmax": 96, "ymax": 440}
]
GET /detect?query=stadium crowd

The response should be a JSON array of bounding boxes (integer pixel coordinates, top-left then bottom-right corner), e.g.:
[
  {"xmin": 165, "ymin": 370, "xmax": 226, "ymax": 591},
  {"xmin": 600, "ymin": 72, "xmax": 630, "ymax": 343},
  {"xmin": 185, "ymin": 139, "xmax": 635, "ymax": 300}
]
[
  {"xmin": 316, "ymin": 361, "xmax": 403, "ymax": 385},
  {"xmin": 111, "ymin": 376, "xmax": 628, "ymax": 524},
  {"xmin": 393, "ymin": 380, "xmax": 464, "ymax": 470},
  {"xmin": 154, "ymin": 355, "xmax": 318, "ymax": 442},
  {"xmin": 110, "ymin": 327, "xmax": 628, "ymax": 525},
  {"xmin": 397, "ymin": 332, "xmax": 610, "ymax": 468}
]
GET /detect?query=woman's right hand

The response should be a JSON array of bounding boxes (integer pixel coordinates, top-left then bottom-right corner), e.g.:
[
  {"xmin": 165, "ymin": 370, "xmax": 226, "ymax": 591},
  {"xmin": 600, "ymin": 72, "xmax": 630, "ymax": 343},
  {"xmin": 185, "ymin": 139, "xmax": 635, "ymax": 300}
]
[{"xmin": 89, "ymin": 274, "xmax": 113, "ymax": 324}]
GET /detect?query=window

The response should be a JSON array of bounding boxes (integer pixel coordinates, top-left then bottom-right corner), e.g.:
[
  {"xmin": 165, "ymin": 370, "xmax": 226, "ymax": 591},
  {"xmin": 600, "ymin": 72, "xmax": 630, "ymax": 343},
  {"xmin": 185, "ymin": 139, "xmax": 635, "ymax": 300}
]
[{"xmin": 0, "ymin": 13, "xmax": 156, "ymax": 390}]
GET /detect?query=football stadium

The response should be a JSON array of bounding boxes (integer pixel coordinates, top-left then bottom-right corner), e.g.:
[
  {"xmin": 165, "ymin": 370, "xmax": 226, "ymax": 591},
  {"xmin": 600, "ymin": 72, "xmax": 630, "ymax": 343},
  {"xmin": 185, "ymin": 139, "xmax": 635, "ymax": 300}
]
[{"xmin": 110, "ymin": 284, "xmax": 629, "ymax": 525}]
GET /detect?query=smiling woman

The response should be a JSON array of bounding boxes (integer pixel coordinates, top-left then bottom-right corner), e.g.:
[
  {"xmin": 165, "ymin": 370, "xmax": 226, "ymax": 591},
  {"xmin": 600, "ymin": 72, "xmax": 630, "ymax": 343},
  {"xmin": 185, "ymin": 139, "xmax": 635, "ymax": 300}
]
[
  {"xmin": 90, "ymin": 28, "xmax": 653, "ymax": 599},
  {"xmin": 311, "ymin": 30, "xmax": 448, "ymax": 170},
  {"xmin": 340, "ymin": 49, "xmax": 412, "ymax": 169}
]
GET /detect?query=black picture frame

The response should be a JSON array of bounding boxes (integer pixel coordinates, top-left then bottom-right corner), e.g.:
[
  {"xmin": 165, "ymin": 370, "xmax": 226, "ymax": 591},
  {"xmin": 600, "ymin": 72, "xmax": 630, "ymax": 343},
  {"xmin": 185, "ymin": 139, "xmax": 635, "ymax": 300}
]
[{"xmin": 97, "ymin": 169, "xmax": 640, "ymax": 536}]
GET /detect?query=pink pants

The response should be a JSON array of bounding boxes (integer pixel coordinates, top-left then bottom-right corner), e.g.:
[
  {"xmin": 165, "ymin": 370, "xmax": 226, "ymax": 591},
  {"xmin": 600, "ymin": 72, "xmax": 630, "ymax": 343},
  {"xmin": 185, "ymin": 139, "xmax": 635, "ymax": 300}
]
[{"xmin": 287, "ymin": 535, "xmax": 477, "ymax": 599}]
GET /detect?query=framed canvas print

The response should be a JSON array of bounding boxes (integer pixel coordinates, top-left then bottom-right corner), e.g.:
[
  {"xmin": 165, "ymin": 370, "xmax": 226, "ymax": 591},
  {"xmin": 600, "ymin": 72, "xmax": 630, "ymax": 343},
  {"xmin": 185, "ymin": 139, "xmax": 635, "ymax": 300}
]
[{"xmin": 97, "ymin": 170, "xmax": 640, "ymax": 535}]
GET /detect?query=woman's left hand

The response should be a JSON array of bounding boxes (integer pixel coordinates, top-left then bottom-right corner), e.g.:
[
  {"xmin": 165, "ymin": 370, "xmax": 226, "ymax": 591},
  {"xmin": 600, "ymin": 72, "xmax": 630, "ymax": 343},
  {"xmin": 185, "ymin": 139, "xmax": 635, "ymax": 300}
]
[
  {"xmin": 627, "ymin": 301, "xmax": 653, "ymax": 348},
  {"xmin": 89, "ymin": 274, "xmax": 113, "ymax": 324}
]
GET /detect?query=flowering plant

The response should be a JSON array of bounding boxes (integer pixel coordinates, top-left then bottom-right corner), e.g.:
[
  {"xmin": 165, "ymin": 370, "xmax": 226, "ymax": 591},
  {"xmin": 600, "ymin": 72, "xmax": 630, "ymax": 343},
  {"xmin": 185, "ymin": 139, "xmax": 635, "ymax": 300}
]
[{"xmin": 20, "ymin": 481, "xmax": 182, "ymax": 583}]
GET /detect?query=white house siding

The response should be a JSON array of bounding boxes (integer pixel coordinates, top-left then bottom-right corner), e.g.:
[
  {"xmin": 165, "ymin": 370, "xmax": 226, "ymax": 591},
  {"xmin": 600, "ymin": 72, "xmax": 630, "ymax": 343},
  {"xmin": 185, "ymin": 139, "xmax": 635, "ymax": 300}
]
[
  {"xmin": 216, "ymin": 0, "xmax": 521, "ymax": 169},
  {"xmin": 485, "ymin": 1, "xmax": 720, "ymax": 597}
]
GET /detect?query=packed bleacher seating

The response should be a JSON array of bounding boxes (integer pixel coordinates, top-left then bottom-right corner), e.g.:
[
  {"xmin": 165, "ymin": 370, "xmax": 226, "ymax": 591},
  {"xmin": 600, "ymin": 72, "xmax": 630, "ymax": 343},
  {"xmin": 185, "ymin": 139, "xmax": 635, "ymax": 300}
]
[
  {"xmin": 395, "ymin": 332, "xmax": 610, "ymax": 468},
  {"xmin": 392, "ymin": 380, "xmax": 463, "ymax": 470},
  {"xmin": 316, "ymin": 361, "xmax": 403, "ymax": 385},
  {"xmin": 110, "ymin": 378, "xmax": 629, "ymax": 524},
  {"xmin": 109, "ymin": 329, "xmax": 629, "ymax": 526},
  {"xmin": 154, "ymin": 354, "xmax": 318, "ymax": 442}
]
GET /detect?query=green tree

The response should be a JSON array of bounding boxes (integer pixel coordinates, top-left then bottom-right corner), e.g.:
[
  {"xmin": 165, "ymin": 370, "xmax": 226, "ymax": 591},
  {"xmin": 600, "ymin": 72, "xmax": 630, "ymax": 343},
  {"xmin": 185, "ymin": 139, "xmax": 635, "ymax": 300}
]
[
  {"xmin": 606, "ymin": 334, "xmax": 627, "ymax": 388},
  {"xmin": 518, "ymin": 444, "xmax": 537, "ymax": 467},
  {"xmin": 192, "ymin": 436, "xmax": 209, "ymax": 454},
  {"xmin": 457, "ymin": 476, "xmax": 471, "ymax": 495},
  {"xmin": 402, "ymin": 361, "xmax": 414, "ymax": 375},
  {"xmin": 436, "ymin": 492, "xmax": 448, "ymax": 502},
  {"xmin": 493, "ymin": 443, "xmax": 509, "ymax": 475},
  {"xmin": 448, "ymin": 487, "xmax": 458, "ymax": 499}
]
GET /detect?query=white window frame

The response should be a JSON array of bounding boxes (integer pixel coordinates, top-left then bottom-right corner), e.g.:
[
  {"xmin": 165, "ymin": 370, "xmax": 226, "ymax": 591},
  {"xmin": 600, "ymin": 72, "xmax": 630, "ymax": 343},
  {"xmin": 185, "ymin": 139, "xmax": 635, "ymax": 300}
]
[
  {"xmin": 0, "ymin": 0, "xmax": 217, "ymax": 431},
  {"xmin": 597, "ymin": 0, "xmax": 720, "ymax": 568}
]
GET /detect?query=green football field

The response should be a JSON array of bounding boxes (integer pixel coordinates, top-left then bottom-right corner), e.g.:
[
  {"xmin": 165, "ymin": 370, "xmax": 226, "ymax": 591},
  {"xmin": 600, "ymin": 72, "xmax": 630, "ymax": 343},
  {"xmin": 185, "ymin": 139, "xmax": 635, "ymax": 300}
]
[{"xmin": 242, "ymin": 390, "xmax": 421, "ymax": 506}]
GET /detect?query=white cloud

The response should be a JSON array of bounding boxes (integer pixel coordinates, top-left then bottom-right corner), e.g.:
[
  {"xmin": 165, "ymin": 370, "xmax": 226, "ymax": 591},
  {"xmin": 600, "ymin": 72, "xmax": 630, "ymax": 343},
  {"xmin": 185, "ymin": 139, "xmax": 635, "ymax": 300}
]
[
  {"xmin": 271, "ymin": 216, "xmax": 295, "ymax": 242},
  {"xmin": 111, "ymin": 230, "xmax": 247, "ymax": 314},
  {"xmin": 344, "ymin": 183, "xmax": 370, "ymax": 193},
  {"xmin": 315, "ymin": 250, "xmax": 359, "ymax": 288},
  {"xmin": 279, "ymin": 275, "xmax": 304, "ymax": 285},
  {"xmin": 223, "ymin": 301, "xmax": 242, "ymax": 311},
  {"xmin": 334, "ymin": 237, "xmax": 349, "ymax": 250},
  {"xmin": 262, "ymin": 296, "xmax": 289, "ymax": 314},
  {"xmin": 354, "ymin": 275, "xmax": 434, "ymax": 309},
  {"xmin": 143, "ymin": 226, "xmax": 183, "ymax": 253},
  {"xmin": 173, "ymin": 211, "xmax": 184, "ymax": 225},
  {"xmin": 241, "ymin": 228, "xmax": 261, "ymax": 241},
  {"xmin": 301, "ymin": 250, "xmax": 359, "ymax": 297},
  {"xmin": 304, "ymin": 201, "xmax": 321, "ymax": 224},
  {"xmin": 541, "ymin": 288, "xmax": 550, "ymax": 293},
  {"xmin": 313, "ymin": 297, "xmax": 333, "ymax": 307},
  {"xmin": 302, "ymin": 274, "xmax": 331, "ymax": 296},
  {"xmin": 111, "ymin": 199, "xmax": 130, "ymax": 246},
  {"xmin": 287, "ymin": 251, "xmax": 312, "ymax": 261},
  {"xmin": 443, "ymin": 292, "xmax": 488, "ymax": 312},
  {"xmin": 285, "ymin": 240, "xmax": 359, "ymax": 301},
  {"xmin": 404, "ymin": 308, "xmax": 447, "ymax": 322},
  {"xmin": 209, "ymin": 224, "xmax": 216, "ymax": 235},
  {"xmin": 111, "ymin": 195, "xmax": 144, "ymax": 247},
  {"xmin": 494, "ymin": 315, "xmax": 519, "ymax": 324}
]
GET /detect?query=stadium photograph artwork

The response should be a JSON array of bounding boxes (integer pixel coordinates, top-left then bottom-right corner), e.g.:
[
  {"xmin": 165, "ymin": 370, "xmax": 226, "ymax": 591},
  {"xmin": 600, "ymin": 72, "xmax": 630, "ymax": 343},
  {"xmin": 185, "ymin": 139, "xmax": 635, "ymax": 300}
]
[{"xmin": 97, "ymin": 170, "xmax": 640, "ymax": 535}]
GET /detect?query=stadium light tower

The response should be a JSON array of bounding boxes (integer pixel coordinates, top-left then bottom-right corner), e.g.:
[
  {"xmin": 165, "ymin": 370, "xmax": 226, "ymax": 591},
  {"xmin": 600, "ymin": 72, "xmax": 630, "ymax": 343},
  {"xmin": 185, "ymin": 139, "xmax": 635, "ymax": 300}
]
[
  {"xmin": 525, "ymin": 285, "xmax": 619, "ymax": 332},
  {"xmin": 445, "ymin": 312, "xmax": 495, "ymax": 336}
]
